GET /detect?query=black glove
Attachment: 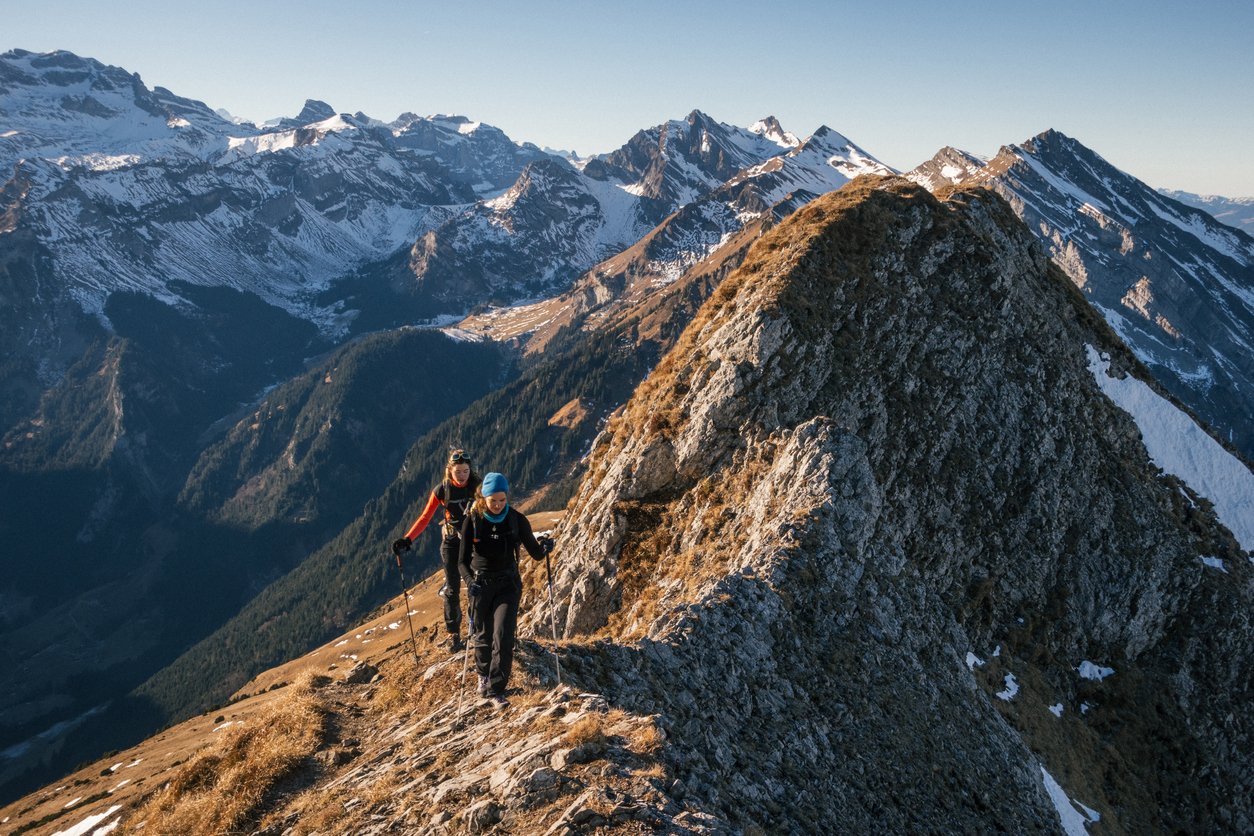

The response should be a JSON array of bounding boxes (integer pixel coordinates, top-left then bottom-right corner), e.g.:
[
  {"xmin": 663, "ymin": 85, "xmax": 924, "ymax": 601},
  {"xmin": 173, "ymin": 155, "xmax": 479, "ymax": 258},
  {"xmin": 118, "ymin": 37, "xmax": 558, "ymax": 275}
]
[
  {"xmin": 391, "ymin": 537, "xmax": 412, "ymax": 557},
  {"xmin": 468, "ymin": 577, "xmax": 484, "ymax": 599},
  {"xmin": 537, "ymin": 536, "xmax": 555, "ymax": 556}
]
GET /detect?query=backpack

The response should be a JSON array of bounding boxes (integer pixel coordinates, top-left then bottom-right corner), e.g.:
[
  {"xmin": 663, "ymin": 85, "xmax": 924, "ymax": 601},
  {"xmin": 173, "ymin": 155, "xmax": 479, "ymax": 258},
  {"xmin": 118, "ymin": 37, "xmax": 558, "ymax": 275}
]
[{"xmin": 439, "ymin": 476, "xmax": 479, "ymax": 537}]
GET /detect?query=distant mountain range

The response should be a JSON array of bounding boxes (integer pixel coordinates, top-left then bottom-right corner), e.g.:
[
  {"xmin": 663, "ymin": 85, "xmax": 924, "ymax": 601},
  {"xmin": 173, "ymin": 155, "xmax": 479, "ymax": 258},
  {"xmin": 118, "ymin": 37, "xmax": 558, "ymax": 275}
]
[
  {"xmin": 1159, "ymin": 189, "xmax": 1254, "ymax": 233},
  {"xmin": 1, "ymin": 46, "xmax": 1251, "ymax": 807}
]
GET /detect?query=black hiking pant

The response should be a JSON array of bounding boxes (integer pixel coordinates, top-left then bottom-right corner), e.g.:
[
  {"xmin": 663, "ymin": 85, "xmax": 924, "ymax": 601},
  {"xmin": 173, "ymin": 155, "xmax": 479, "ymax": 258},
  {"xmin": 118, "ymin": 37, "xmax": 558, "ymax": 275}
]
[
  {"xmin": 469, "ymin": 571, "xmax": 521, "ymax": 696},
  {"xmin": 441, "ymin": 535, "xmax": 463, "ymax": 636}
]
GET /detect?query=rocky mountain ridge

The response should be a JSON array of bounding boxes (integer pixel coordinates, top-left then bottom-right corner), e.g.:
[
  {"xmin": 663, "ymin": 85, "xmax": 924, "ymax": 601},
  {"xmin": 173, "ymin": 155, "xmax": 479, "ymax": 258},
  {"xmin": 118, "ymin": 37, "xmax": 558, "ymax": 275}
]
[{"xmin": 523, "ymin": 176, "xmax": 1252, "ymax": 832}]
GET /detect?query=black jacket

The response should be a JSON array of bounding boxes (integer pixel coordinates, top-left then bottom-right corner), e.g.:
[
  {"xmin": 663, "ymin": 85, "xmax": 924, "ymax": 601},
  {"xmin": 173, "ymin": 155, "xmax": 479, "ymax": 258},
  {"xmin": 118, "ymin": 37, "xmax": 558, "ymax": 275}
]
[{"xmin": 459, "ymin": 507, "xmax": 545, "ymax": 576}]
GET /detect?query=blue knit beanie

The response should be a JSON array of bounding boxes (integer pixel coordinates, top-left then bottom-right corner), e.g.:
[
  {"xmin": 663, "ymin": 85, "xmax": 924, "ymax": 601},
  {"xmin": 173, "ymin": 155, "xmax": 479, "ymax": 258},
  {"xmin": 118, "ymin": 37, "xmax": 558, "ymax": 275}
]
[{"xmin": 480, "ymin": 472, "xmax": 509, "ymax": 496}]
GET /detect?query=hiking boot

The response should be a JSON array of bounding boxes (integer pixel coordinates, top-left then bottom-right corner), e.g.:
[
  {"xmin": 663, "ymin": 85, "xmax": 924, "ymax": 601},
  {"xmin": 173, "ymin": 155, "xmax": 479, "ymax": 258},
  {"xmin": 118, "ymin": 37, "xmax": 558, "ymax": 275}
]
[
  {"xmin": 491, "ymin": 693, "xmax": 510, "ymax": 709},
  {"xmin": 477, "ymin": 676, "xmax": 490, "ymax": 697},
  {"xmin": 442, "ymin": 634, "xmax": 463, "ymax": 652}
]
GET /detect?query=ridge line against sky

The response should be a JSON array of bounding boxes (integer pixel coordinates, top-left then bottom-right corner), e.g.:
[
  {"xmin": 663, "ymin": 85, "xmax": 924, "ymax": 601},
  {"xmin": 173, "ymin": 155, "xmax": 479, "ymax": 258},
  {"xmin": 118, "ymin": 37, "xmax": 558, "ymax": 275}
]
[{"xmin": 7, "ymin": 0, "xmax": 1254, "ymax": 196}]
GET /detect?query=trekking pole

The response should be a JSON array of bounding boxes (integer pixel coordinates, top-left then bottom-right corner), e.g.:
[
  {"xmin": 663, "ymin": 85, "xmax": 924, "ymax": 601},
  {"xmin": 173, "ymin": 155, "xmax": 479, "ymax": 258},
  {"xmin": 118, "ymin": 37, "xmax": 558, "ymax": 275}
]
[
  {"xmin": 544, "ymin": 552, "xmax": 562, "ymax": 686},
  {"xmin": 391, "ymin": 550, "xmax": 421, "ymax": 668},
  {"xmin": 458, "ymin": 606, "xmax": 475, "ymax": 720}
]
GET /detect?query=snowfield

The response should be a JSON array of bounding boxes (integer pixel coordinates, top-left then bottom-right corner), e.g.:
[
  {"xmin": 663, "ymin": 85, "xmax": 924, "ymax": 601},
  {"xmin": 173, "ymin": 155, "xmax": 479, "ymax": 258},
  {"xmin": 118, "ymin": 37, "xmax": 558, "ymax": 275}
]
[{"xmin": 1086, "ymin": 345, "xmax": 1254, "ymax": 551}]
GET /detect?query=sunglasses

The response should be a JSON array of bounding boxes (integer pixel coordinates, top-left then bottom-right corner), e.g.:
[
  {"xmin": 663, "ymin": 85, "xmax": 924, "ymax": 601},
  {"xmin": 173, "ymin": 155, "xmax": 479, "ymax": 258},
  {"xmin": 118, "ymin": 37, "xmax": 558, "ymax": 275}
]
[{"xmin": 448, "ymin": 451, "xmax": 472, "ymax": 465}]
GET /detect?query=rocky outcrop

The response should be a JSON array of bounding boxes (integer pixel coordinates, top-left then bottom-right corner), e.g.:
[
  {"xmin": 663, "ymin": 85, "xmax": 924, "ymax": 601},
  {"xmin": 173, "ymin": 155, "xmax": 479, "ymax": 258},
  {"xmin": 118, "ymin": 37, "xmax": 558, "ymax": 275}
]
[{"xmin": 521, "ymin": 177, "xmax": 1252, "ymax": 832}]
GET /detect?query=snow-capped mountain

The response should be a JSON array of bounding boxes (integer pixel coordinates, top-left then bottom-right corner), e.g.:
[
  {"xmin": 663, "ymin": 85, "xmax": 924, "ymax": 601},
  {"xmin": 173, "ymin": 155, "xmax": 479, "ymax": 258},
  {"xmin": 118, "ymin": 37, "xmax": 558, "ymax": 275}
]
[
  {"xmin": 582, "ymin": 109, "xmax": 801, "ymax": 213},
  {"xmin": 727, "ymin": 124, "xmax": 895, "ymax": 207},
  {"xmin": 749, "ymin": 115, "xmax": 800, "ymax": 148},
  {"xmin": 405, "ymin": 155, "xmax": 644, "ymax": 304},
  {"xmin": 908, "ymin": 130, "xmax": 1254, "ymax": 458},
  {"xmin": 405, "ymin": 110, "xmax": 817, "ymax": 306},
  {"xmin": 413, "ymin": 115, "xmax": 894, "ymax": 318},
  {"xmin": 1160, "ymin": 189, "xmax": 1254, "ymax": 234},
  {"xmin": 610, "ymin": 122, "xmax": 895, "ymax": 293},
  {"xmin": 0, "ymin": 48, "xmax": 240, "ymax": 168},
  {"xmin": 0, "ymin": 48, "xmax": 556, "ymax": 404}
]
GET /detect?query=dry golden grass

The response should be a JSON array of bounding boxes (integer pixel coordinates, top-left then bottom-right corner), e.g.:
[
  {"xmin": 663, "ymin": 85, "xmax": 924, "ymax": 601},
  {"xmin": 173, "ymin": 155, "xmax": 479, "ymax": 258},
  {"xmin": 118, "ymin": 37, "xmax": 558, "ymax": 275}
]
[
  {"xmin": 358, "ymin": 767, "xmax": 405, "ymax": 813},
  {"xmin": 277, "ymin": 767, "xmax": 409, "ymax": 836},
  {"xmin": 371, "ymin": 677, "xmax": 409, "ymax": 710},
  {"xmin": 564, "ymin": 716, "xmax": 608, "ymax": 749},
  {"xmin": 271, "ymin": 785, "xmax": 353, "ymax": 836},
  {"xmin": 628, "ymin": 723, "xmax": 664, "ymax": 755},
  {"xmin": 634, "ymin": 762, "xmax": 668, "ymax": 781},
  {"xmin": 129, "ymin": 675, "xmax": 329, "ymax": 835},
  {"xmin": 370, "ymin": 655, "xmax": 423, "ymax": 711}
]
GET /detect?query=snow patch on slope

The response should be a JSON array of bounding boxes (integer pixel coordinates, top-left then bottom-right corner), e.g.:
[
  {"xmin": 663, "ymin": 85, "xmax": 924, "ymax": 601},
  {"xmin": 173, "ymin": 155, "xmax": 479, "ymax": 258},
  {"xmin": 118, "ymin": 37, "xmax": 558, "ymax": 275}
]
[
  {"xmin": 1146, "ymin": 198, "xmax": 1253, "ymax": 266},
  {"xmin": 49, "ymin": 804, "xmax": 122, "ymax": 836},
  {"xmin": 1086, "ymin": 345, "xmax": 1254, "ymax": 550},
  {"xmin": 1040, "ymin": 767, "xmax": 1099, "ymax": 835}
]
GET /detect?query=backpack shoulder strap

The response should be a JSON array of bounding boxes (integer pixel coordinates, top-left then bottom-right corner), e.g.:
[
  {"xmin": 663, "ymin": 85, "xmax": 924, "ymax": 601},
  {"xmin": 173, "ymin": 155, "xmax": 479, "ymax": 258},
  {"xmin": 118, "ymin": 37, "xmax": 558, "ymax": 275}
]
[{"xmin": 508, "ymin": 509, "xmax": 521, "ymax": 564}]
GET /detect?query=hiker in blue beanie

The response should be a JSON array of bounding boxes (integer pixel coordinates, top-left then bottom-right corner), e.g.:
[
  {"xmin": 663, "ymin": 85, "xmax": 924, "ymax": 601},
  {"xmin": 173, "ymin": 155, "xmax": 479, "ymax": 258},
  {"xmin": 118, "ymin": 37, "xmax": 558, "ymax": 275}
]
[{"xmin": 459, "ymin": 472, "xmax": 553, "ymax": 708}]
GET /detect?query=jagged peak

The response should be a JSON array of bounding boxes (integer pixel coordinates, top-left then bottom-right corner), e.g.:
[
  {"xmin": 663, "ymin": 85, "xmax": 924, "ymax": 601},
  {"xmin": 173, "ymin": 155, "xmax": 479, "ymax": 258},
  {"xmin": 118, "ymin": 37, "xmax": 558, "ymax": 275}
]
[
  {"xmin": 905, "ymin": 146, "xmax": 988, "ymax": 191},
  {"xmin": 797, "ymin": 124, "xmax": 852, "ymax": 150},
  {"xmin": 295, "ymin": 99, "xmax": 336, "ymax": 124},
  {"xmin": 1029, "ymin": 127, "xmax": 1073, "ymax": 146},
  {"xmin": 1017, "ymin": 129, "xmax": 1116, "ymax": 171},
  {"xmin": 750, "ymin": 115, "xmax": 783, "ymax": 134},
  {"xmin": 749, "ymin": 115, "xmax": 800, "ymax": 148},
  {"xmin": 1005, "ymin": 129, "xmax": 1146, "ymax": 198},
  {"xmin": 936, "ymin": 145, "xmax": 985, "ymax": 162},
  {"xmin": 683, "ymin": 108, "xmax": 715, "ymax": 127}
]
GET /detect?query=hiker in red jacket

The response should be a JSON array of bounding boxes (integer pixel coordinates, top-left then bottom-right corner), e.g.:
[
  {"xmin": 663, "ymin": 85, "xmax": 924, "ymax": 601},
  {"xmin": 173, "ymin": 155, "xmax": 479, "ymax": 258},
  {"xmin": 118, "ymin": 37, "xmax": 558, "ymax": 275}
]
[{"xmin": 392, "ymin": 449, "xmax": 481, "ymax": 651}]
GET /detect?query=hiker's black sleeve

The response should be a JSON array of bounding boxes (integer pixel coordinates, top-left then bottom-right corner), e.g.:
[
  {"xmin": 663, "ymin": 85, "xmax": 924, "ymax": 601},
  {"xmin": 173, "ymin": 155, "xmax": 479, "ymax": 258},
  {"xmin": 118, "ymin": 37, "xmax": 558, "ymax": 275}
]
[
  {"xmin": 516, "ymin": 512, "xmax": 545, "ymax": 560},
  {"xmin": 459, "ymin": 515, "xmax": 474, "ymax": 576}
]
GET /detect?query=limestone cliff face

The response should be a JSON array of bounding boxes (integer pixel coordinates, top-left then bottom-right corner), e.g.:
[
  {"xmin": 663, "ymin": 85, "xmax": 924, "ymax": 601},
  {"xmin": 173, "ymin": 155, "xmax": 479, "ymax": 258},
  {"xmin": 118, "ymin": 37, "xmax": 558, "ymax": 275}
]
[{"xmin": 527, "ymin": 177, "xmax": 1252, "ymax": 832}]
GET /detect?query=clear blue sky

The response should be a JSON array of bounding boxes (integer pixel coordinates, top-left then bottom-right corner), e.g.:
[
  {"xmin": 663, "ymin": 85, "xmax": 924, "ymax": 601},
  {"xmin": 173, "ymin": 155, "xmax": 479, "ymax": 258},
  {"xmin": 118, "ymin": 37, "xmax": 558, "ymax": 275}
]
[{"xmin": 8, "ymin": 0, "xmax": 1253, "ymax": 195}]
